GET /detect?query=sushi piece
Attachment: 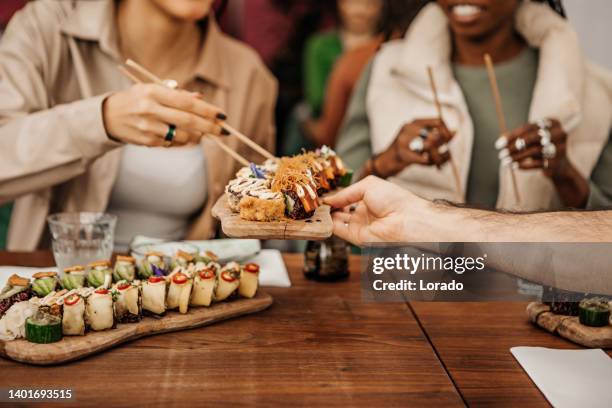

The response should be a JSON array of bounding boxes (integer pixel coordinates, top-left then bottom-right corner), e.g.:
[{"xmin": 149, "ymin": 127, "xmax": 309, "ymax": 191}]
[
  {"xmin": 239, "ymin": 189, "xmax": 286, "ymax": 221},
  {"xmin": 0, "ymin": 274, "xmax": 30, "ymax": 318},
  {"xmin": 239, "ymin": 263, "xmax": 259, "ymax": 299},
  {"xmin": 283, "ymin": 183, "xmax": 319, "ymax": 220},
  {"xmin": 166, "ymin": 269, "xmax": 193, "ymax": 314},
  {"xmin": 25, "ymin": 311, "xmax": 62, "ymax": 344},
  {"xmin": 141, "ymin": 276, "xmax": 167, "ymax": 316},
  {"xmin": 61, "ymin": 266, "xmax": 86, "ymax": 290},
  {"xmin": 113, "ymin": 256, "xmax": 136, "ymax": 282},
  {"xmin": 225, "ymin": 177, "xmax": 270, "ymax": 212},
  {"xmin": 86, "ymin": 288, "xmax": 115, "ymax": 331},
  {"xmin": 194, "ymin": 250, "xmax": 219, "ymax": 265},
  {"xmin": 61, "ymin": 293, "xmax": 86, "ymax": 336},
  {"xmin": 578, "ymin": 297, "xmax": 610, "ymax": 327},
  {"xmin": 37, "ymin": 289, "xmax": 67, "ymax": 317},
  {"xmin": 113, "ymin": 281, "xmax": 141, "ymax": 323},
  {"xmin": 214, "ymin": 262, "xmax": 241, "ymax": 301},
  {"xmin": 190, "ymin": 263, "xmax": 219, "ymax": 307},
  {"xmin": 87, "ymin": 261, "xmax": 113, "ymax": 289},
  {"xmin": 171, "ymin": 250, "xmax": 195, "ymax": 270},
  {"xmin": 31, "ymin": 271, "xmax": 59, "ymax": 297},
  {"xmin": 138, "ymin": 252, "xmax": 168, "ymax": 279}
]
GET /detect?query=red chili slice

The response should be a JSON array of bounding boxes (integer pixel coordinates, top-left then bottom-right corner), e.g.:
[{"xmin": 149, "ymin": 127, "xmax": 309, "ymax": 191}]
[
  {"xmin": 244, "ymin": 263, "xmax": 259, "ymax": 274},
  {"xmin": 199, "ymin": 270, "xmax": 215, "ymax": 280},
  {"xmin": 117, "ymin": 283, "xmax": 131, "ymax": 291},
  {"xmin": 172, "ymin": 273, "xmax": 188, "ymax": 285},
  {"xmin": 95, "ymin": 288, "xmax": 108, "ymax": 295},
  {"xmin": 148, "ymin": 276, "xmax": 164, "ymax": 284},
  {"xmin": 221, "ymin": 271, "xmax": 237, "ymax": 282},
  {"xmin": 64, "ymin": 294, "xmax": 80, "ymax": 306}
]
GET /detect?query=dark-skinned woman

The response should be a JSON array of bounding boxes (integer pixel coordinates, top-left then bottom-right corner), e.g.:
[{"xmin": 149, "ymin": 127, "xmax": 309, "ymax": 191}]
[{"xmin": 342, "ymin": 0, "xmax": 612, "ymax": 211}]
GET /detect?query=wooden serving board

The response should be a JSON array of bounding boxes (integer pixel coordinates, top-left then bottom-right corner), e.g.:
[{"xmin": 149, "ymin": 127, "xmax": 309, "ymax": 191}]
[
  {"xmin": 527, "ymin": 302, "xmax": 612, "ymax": 349},
  {"xmin": 212, "ymin": 194, "xmax": 333, "ymax": 240},
  {"xmin": 0, "ymin": 291, "xmax": 273, "ymax": 365}
]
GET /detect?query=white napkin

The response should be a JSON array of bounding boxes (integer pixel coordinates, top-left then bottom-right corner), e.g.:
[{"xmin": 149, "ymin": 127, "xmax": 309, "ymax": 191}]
[
  {"xmin": 511, "ymin": 346, "xmax": 612, "ymax": 408},
  {"xmin": 0, "ymin": 249, "xmax": 290, "ymax": 288}
]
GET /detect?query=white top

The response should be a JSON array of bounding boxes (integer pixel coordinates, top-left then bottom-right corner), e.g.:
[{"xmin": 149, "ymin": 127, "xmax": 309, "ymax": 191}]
[{"xmin": 108, "ymin": 145, "xmax": 208, "ymax": 251}]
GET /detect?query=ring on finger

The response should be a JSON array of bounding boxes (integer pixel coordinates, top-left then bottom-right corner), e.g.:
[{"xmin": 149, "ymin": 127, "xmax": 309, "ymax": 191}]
[
  {"xmin": 515, "ymin": 137, "xmax": 527, "ymax": 151},
  {"xmin": 537, "ymin": 128, "xmax": 552, "ymax": 146},
  {"xmin": 536, "ymin": 118, "xmax": 552, "ymax": 130},
  {"xmin": 409, "ymin": 137, "xmax": 425, "ymax": 153},
  {"xmin": 164, "ymin": 124, "xmax": 176, "ymax": 147},
  {"xmin": 542, "ymin": 142, "xmax": 557, "ymax": 159},
  {"xmin": 418, "ymin": 127, "xmax": 429, "ymax": 140}
]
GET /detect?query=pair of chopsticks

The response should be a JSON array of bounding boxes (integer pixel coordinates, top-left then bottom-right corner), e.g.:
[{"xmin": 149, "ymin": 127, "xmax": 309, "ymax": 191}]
[{"xmin": 118, "ymin": 59, "xmax": 275, "ymax": 167}]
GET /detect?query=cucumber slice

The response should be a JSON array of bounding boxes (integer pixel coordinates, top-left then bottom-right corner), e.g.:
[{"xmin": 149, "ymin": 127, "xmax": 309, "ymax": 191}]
[
  {"xmin": 338, "ymin": 170, "xmax": 354, "ymax": 187},
  {"xmin": 25, "ymin": 313, "xmax": 62, "ymax": 344},
  {"xmin": 578, "ymin": 298, "xmax": 610, "ymax": 327}
]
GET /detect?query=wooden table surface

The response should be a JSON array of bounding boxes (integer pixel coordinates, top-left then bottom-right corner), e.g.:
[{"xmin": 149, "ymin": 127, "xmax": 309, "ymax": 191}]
[{"xmin": 0, "ymin": 252, "xmax": 463, "ymax": 408}]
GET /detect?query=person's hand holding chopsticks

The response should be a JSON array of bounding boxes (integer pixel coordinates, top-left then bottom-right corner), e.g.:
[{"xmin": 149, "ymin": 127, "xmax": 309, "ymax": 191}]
[{"xmin": 102, "ymin": 83, "xmax": 228, "ymax": 147}]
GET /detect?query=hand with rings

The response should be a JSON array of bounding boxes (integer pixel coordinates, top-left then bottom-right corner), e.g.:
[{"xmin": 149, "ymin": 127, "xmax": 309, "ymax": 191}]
[
  {"xmin": 495, "ymin": 118, "xmax": 569, "ymax": 178},
  {"xmin": 103, "ymin": 83, "xmax": 228, "ymax": 147}
]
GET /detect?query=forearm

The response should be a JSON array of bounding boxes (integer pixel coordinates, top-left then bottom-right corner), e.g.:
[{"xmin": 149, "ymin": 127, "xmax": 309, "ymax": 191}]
[{"xmin": 550, "ymin": 161, "xmax": 590, "ymax": 208}]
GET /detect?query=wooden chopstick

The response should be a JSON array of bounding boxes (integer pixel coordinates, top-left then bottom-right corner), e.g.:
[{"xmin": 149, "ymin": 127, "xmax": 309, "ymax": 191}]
[
  {"xmin": 426, "ymin": 66, "xmax": 463, "ymax": 201},
  {"xmin": 125, "ymin": 59, "xmax": 275, "ymax": 160},
  {"xmin": 118, "ymin": 63, "xmax": 250, "ymax": 167},
  {"xmin": 484, "ymin": 54, "xmax": 521, "ymax": 205}
]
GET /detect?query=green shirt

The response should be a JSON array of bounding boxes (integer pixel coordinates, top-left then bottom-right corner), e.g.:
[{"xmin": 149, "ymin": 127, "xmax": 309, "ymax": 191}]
[
  {"xmin": 304, "ymin": 31, "xmax": 343, "ymax": 117},
  {"xmin": 453, "ymin": 48, "xmax": 539, "ymax": 207}
]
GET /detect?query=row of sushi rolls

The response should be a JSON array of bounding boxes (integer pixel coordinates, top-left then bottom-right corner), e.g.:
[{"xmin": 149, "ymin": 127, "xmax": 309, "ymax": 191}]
[
  {"xmin": 226, "ymin": 145, "xmax": 352, "ymax": 221},
  {"xmin": 0, "ymin": 250, "xmax": 260, "ymax": 344}
]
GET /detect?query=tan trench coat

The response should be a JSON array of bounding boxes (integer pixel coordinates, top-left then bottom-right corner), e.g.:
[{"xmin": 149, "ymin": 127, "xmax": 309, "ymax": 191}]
[{"xmin": 0, "ymin": 0, "xmax": 278, "ymax": 250}]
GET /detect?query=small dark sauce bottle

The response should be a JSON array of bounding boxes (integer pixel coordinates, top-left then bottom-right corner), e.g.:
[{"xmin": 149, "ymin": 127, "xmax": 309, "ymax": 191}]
[{"xmin": 304, "ymin": 236, "xmax": 350, "ymax": 282}]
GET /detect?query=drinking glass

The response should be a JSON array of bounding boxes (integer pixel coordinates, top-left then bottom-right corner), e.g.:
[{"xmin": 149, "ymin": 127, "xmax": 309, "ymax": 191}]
[{"xmin": 47, "ymin": 213, "xmax": 117, "ymax": 273}]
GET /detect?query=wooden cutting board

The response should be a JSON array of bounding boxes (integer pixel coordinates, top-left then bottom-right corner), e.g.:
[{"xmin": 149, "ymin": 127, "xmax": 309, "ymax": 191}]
[
  {"xmin": 0, "ymin": 291, "xmax": 273, "ymax": 365},
  {"xmin": 212, "ymin": 194, "xmax": 333, "ymax": 240},
  {"xmin": 527, "ymin": 302, "xmax": 612, "ymax": 349}
]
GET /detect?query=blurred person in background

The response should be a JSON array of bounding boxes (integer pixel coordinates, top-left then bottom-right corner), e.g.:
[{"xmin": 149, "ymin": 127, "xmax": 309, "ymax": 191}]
[
  {"xmin": 0, "ymin": 0, "xmax": 276, "ymax": 251},
  {"xmin": 338, "ymin": 0, "xmax": 612, "ymax": 211},
  {"xmin": 282, "ymin": 0, "xmax": 383, "ymax": 156}
]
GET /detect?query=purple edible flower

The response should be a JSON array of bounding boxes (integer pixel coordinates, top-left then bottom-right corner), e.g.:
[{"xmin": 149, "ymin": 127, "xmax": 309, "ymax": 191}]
[
  {"xmin": 152, "ymin": 264, "xmax": 167, "ymax": 277},
  {"xmin": 249, "ymin": 163, "xmax": 265, "ymax": 179}
]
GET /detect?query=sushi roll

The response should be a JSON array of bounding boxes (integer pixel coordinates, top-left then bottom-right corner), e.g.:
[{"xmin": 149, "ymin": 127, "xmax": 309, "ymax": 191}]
[
  {"xmin": 37, "ymin": 289, "xmax": 67, "ymax": 317},
  {"xmin": 214, "ymin": 262, "xmax": 241, "ymax": 301},
  {"xmin": 138, "ymin": 252, "xmax": 168, "ymax": 279},
  {"xmin": 239, "ymin": 189, "xmax": 286, "ymax": 221},
  {"xmin": 31, "ymin": 271, "xmax": 59, "ymax": 297},
  {"xmin": 62, "ymin": 293, "xmax": 86, "ymax": 336},
  {"xmin": 86, "ymin": 288, "xmax": 115, "ymax": 331},
  {"xmin": 194, "ymin": 250, "xmax": 219, "ymax": 265},
  {"xmin": 166, "ymin": 269, "xmax": 193, "ymax": 314},
  {"xmin": 61, "ymin": 266, "xmax": 86, "ymax": 290},
  {"xmin": 171, "ymin": 250, "xmax": 195, "ymax": 270},
  {"xmin": 113, "ymin": 281, "xmax": 141, "ymax": 323},
  {"xmin": 239, "ymin": 263, "xmax": 260, "ymax": 299},
  {"xmin": 225, "ymin": 177, "xmax": 270, "ymax": 212},
  {"xmin": 190, "ymin": 263, "xmax": 219, "ymax": 307},
  {"xmin": 141, "ymin": 276, "xmax": 167, "ymax": 316},
  {"xmin": 0, "ymin": 274, "xmax": 30, "ymax": 318},
  {"xmin": 87, "ymin": 261, "xmax": 113, "ymax": 289},
  {"xmin": 283, "ymin": 182, "xmax": 319, "ymax": 220},
  {"xmin": 113, "ymin": 256, "xmax": 136, "ymax": 282}
]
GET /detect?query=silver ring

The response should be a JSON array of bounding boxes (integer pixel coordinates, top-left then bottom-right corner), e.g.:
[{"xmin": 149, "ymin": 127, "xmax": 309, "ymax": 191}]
[
  {"xmin": 515, "ymin": 138, "xmax": 527, "ymax": 151},
  {"xmin": 409, "ymin": 137, "xmax": 424, "ymax": 153},
  {"xmin": 418, "ymin": 128, "xmax": 429, "ymax": 139},
  {"xmin": 542, "ymin": 142, "xmax": 557, "ymax": 159},
  {"xmin": 537, "ymin": 128, "xmax": 551, "ymax": 146},
  {"xmin": 536, "ymin": 118, "xmax": 552, "ymax": 129},
  {"xmin": 162, "ymin": 79, "xmax": 179, "ymax": 89}
]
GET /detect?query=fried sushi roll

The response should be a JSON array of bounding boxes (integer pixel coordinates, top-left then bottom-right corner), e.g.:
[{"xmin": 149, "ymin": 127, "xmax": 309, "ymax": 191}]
[
  {"xmin": 87, "ymin": 261, "xmax": 113, "ymax": 289},
  {"xmin": 139, "ymin": 252, "xmax": 167, "ymax": 278},
  {"xmin": 113, "ymin": 281, "xmax": 141, "ymax": 323},
  {"xmin": 141, "ymin": 276, "xmax": 167, "ymax": 316},
  {"xmin": 226, "ymin": 177, "xmax": 270, "ymax": 212},
  {"xmin": 239, "ymin": 190, "xmax": 286, "ymax": 221},
  {"xmin": 86, "ymin": 288, "xmax": 115, "ymax": 331},
  {"xmin": 166, "ymin": 269, "xmax": 193, "ymax": 314},
  {"xmin": 61, "ymin": 266, "xmax": 86, "ymax": 290},
  {"xmin": 31, "ymin": 271, "xmax": 59, "ymax": 297},
  {"xmin": 239, "ymin": 263, "xmax": 260, "ymax": 299},
  {"xmin": 113, "ymin": 256, "xmax": 136, "ymax": 282},
  {"xmin": 62, "ymin": 294, "xmax": 86, "ymax": 336},
  {"xmin": 215, "ymin": 262, "xmax": 241, "ymax": 301},
  {"xmin": 190, "ymin": 263, "xmax": 218, "ymax": 307}
]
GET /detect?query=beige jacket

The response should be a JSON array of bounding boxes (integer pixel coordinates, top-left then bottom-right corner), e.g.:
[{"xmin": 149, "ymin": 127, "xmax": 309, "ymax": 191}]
[
  {"xmin": 367, "ymin": 2, "xmax": 612, "ymax": 210},
  {"xmin": 0, "ymin": 0, "xmax": 277, "ymax": 250}
]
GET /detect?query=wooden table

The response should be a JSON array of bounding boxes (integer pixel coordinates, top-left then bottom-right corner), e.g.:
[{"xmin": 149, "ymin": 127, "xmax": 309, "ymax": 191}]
[
  {"xmin": 0, "ymin": 252, "xmax": 463, "ymax": 408},
  {"xmin": 1, "ymin": 252, "xmax": 609, "ymax": 407}
]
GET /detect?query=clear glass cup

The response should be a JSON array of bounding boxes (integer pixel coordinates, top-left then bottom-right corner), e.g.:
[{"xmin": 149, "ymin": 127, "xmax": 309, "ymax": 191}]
[{"xmin": 47, "ymin": 213, "xmax": 117, "ymax": 273}]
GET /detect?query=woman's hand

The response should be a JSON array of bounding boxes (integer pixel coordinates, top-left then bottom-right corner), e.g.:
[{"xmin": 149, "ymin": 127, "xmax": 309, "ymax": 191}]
[
  {"xmin": 324, "ymin": 176, "xmax": 432, "ymax": 245},
  {"xmin": 102, "ymin": 83, "xmax": 227, "ymax": 147},
  {"xmin": 497, "ymin": 118, "xmax": 589, "ymax": 207},
  {"xmin": 368, "ymin": 118, "xmax": 454, "ymax": 178}
]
